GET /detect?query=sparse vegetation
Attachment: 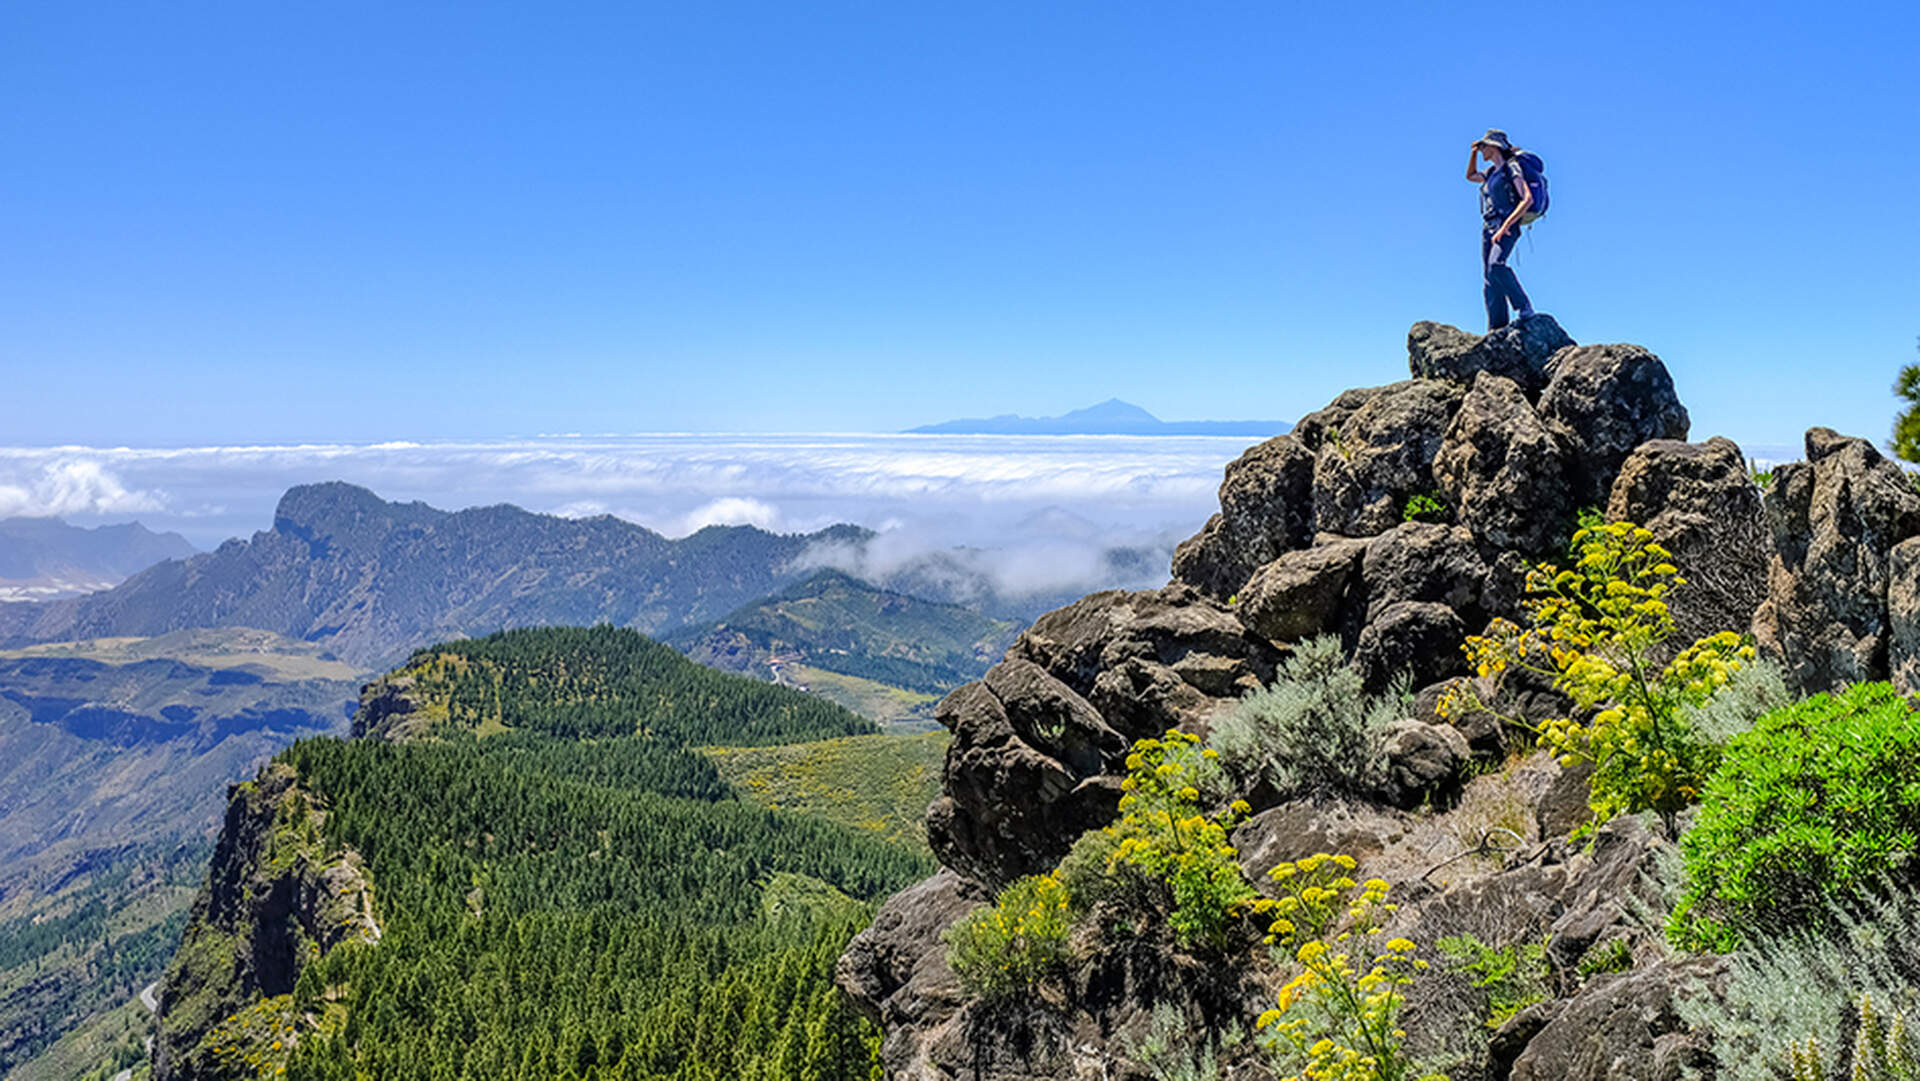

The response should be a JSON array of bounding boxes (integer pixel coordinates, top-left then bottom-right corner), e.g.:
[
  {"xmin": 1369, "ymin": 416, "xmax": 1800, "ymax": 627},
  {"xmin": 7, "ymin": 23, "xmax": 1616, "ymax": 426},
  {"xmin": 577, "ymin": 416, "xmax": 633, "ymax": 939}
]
[
  {"xmin": 1436, "ymin": 934, "xmax": 1553, "ymax": 1029},
  {"xmin": 1212, "ymin": 635, "xmax": 1404, "ymax": 800},
  {"xmin": 1402, "ymin": 492, "xmax": 1453, "ymax": 524},
  {"xmin": 944, "ymin": 874, "xmax": 1075, "ymax": 999}
]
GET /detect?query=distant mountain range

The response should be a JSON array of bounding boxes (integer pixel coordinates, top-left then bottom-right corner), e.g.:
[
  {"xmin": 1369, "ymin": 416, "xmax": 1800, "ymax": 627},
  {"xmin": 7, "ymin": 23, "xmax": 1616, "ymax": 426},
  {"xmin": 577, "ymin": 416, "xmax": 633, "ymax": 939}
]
[
  {"xmin": 0, "ymin": 483, "xmax": 873, "ymax": 669},
  {"xmin": 670, "ymin": 569, "xmax": 1023, "ymax": 726},
  {"xmin": 906, "ymin": 398, "xmax": 1291, "ymax": 436},
  {"xmin": 0, "ymin": 517, "xmax": 198, "ymax": 602}
]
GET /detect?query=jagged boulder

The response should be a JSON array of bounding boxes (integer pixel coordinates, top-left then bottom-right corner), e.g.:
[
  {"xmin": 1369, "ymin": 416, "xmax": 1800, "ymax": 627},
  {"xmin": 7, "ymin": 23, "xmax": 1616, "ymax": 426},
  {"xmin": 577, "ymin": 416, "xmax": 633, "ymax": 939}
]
[
  {"xmin": 1507, "ymin": 958, "xmax": 1725, "ymax": 1081},
  {"xmin": 1378, "ymin": 720, "xmax": 1471, "ymax": 810},
  {"xmin": 1892, "ymin": 537, "xmax": 1920, "ymax": 695},
  {"xmin": 1353, "ymin": 600, "xmax": 1466, "ymax": 693},
  {"xmin": 1294, "ymin": 385, "xmax": 1387, "ymax": 452},
  {"xmin": 1361, "ymin": 523, "xmax": 1490, "ymax": 626},
  {"xmin": 1754, "ymin": 428, "xmax": 1920, "ymax": 694},
  {"xmin": 836, "ymin": 870, "xmax": 977, "ymax": 1038},
  {"xmin": 1407, "ymin": 315, "xmax": 1575, "ymax": 398},
  {"xmin": 1539, "ymin": 344, "xmax": 1691, "ymax": 506},
  {"xmin": 1237, "ymin": 537, "xmax": 1369, "ymax": 643},
  {"xmin": 926, "ymin": 665, "xmax": 1128, "ymax": 888},
  {"xmin": 1607, "ymin": 437, "xmax": 1768, "ymax": 646},
  {"xmin": 1171, "ymin": 435, "xmax": 1317, "ymax": 598},
  {"xmin": 1313, "ymin": 380, "xmax": 1467, "ymax": 537},
  {"xmin": 1434, "ymin": 373, "xmax": 1573, "ymax": 554},
  {"xmin": 1009, "ymin": 584, "xmax": 1279, "ymax": 740}
]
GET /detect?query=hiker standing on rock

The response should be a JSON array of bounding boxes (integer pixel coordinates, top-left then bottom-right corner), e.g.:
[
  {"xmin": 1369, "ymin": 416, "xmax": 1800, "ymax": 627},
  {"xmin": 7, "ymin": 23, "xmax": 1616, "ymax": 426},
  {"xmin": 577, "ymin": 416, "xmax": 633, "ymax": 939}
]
[{"xmin": 1466, "ymin": 129, "xmax": 1547, "ymax": 331}]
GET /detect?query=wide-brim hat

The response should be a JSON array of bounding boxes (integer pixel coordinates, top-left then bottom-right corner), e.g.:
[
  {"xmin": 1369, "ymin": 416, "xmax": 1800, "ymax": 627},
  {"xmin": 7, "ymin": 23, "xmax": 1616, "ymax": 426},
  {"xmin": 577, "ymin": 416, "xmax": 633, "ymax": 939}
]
[{"xmin": 1477, "ymin": 128, "xmax": 1515, "ymax": 152}]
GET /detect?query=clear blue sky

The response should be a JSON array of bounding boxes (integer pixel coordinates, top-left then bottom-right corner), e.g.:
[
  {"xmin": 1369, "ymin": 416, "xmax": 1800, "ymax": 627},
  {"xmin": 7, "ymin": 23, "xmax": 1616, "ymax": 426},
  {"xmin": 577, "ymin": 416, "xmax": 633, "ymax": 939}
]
[{"xmin": 5, "ymin": 1, "xmax": 1916, "ymax": 451}]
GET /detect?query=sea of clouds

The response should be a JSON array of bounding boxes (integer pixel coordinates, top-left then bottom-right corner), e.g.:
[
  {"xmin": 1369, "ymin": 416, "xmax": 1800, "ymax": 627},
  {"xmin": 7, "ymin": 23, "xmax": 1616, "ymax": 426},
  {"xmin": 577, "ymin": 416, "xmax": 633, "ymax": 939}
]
[{"xmin": 0, "ymin": 434, "xmax": 1268, "ymax": 600}]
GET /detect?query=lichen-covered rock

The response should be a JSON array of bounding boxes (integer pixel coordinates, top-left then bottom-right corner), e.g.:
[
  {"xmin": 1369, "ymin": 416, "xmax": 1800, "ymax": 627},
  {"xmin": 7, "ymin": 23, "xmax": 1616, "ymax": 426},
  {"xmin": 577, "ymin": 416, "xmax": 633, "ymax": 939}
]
[
  {"xmin": 1378, "ymin": 720, "xmax": 1471, "ymax": 810},
  {"xmin": 1353, "ymin": 600, "xmax": 1466, "ymax": 693},
  {"xmin": 1753, "ymin": 428, "xmax": 1920, "ymax": 694},
  {"xmin": 1507, "ymin": 958, "xmax": 1726, "ymax": 1081},
  {"xmin": 1009, "ymin": 584, "xmax": 1278, "ymax": 740},
  {"xmin": 1434, "ymin": 373, "xmax": 1572, "ymax": 554},
  {"xmin": 1891, "ymin": 536, "xmax": 1920, "ymax": 695},
  {"xmin": 1607, "ymin": 436, "xmax": 1768, "ymax": 647},
  {"xmin": 1171, "ymin": 435, "xmax": 1317, "ymax": 598},
  {"xmin": 1312, "ymin": 380, "xmax": 1466, "ymax": 537},
  {"xmin": 1407, "ymin": 315, "xmax": 1575, "ymax": 398},
  {"xmin": 835, "ymin": 870, "xmax": 978, "ymax": 1038},
  {"xmin": 1234, "ymin": 798, "xmax": 1416, "ymax": 878},
  {"xmin": 1237, "ymin": 537, "xmax": 1369, "ymax": 643},
  {"xmin": 1539, "ymin": 344, "xmax": 1691, "ymax": 506},
  {"xmin": 1360, "ymin": 523, "xmax": 1490, "ymax": 627},
  {"xmin": 1294, "ymin": 385, "xmax": 1387, "ymax": 452},
  {"xmin": 925, "ymin": 666, "xmax": 1128, "ymax": 888}
]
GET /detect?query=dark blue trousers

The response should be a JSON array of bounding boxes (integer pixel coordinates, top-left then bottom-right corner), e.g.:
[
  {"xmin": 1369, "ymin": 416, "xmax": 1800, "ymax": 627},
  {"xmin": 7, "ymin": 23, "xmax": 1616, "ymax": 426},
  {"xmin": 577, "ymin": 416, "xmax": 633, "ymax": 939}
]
[{"xmin": 1483, "ymin": 227, "xmax": 1533, "ymax": 331}]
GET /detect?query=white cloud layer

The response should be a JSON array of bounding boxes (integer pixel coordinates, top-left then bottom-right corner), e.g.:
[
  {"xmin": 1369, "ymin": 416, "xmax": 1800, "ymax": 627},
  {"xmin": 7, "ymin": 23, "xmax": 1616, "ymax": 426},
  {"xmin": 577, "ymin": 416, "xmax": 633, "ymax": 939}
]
[
  {"xmin": 0, "ymin": 434, "xmax": 1253, "ymax": 597},
  {"xmin": 0, "ymin": 459, "xmax": 167, "ymax": 519}
]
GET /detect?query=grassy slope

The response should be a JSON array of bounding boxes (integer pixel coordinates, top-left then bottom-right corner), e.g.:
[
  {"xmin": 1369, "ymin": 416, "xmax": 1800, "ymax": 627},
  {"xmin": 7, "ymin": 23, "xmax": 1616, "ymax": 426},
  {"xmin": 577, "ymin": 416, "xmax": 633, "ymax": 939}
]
[{"xmin": 704, "ymin": 729, "xmax": 949, "ymax": 846}]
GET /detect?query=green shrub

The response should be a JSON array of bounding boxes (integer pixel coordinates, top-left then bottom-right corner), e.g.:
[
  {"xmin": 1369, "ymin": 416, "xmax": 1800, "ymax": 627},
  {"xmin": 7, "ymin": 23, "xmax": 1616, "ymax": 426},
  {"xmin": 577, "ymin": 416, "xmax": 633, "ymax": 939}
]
[
  {"xmin": 1122, "ymin": 1001, "xmax": 1244, "ymax": 1081},
  {"xmin": 1680, "ymin": 656, "xmax": 1793, "ymax": 744},
  {"xmin": 1436, "ymin": 934, "xmax": 1553, "ymax": 1029},
  {"xmin": 1787, "ymin": 994, "xmax": 1920, "ymax": 1081},
  {"xmin": 1212, "ymin": 636, "xmax": 1403, "ymax": 800},
  {"xmin": 1402, "ymin": 492, "xmax": 1452, "ymax": 524},
  {"xmin": 1672, "ymin": 682, "xmax": 1920, "ymax": 948},
  {"xmin": 1574, "ymin": 938, "xmax": 1632, "ymax": 979},
  {"xmin": 943, "ymin": 873, "xmax": 1074, "ymax": 999}
]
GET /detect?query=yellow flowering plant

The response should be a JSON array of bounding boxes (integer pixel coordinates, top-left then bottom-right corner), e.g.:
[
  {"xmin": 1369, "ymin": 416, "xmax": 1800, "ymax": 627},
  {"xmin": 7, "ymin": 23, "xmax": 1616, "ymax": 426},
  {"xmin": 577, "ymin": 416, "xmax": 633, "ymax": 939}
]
[
  {"xmin": 1254, "ymin": 856, "xmax": 1444, "ymax": 1081},
  {"xmin": 1440, "ymin": 519, "xmax": 1753, "ymax": 829},
  {"xmin": 943, "ymin": 873, "xmax": 1074, "ymax": 999},
  {"xmin": 1104, "ymin": 729, "xmax": 1259, "ymax": 952}
]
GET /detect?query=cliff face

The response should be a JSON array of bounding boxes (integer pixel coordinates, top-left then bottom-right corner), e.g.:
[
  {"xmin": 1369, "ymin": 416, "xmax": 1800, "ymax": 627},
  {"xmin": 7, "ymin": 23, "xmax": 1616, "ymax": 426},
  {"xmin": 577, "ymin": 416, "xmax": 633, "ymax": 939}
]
[
  {"xmin": 840, "ymin": 317, "xmax": 1920, "ymax": 1081},
  {"xmin": 153, "ymin": 763, "xmax": 377, "ymax": 1081}
]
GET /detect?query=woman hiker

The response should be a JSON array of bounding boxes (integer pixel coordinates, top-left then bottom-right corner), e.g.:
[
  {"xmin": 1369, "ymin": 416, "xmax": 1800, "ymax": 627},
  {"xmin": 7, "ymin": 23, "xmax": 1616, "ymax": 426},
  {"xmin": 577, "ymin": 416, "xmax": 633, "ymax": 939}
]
[{"xmin": 1465, "ymin": 128, "xmax": 1536, "ymax": 331}]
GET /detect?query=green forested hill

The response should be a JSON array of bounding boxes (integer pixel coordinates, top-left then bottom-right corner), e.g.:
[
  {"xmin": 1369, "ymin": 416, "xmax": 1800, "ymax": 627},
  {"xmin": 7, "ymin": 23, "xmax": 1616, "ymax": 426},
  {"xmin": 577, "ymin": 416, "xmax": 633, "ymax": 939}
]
[
  {"xmin": 374, "ymin": 624, "xmax": 877, "ymax": 743},
  {"xmin": 156, "ymin": 626, "xmax": 931, "ymax": 1081}
]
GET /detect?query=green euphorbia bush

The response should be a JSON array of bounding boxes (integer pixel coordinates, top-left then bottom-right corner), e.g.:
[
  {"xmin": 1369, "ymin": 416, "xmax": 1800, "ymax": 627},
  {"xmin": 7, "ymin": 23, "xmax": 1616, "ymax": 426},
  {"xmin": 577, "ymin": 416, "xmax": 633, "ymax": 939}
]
[{"xmin": 1671, "ymin": 682, "xmax": 1920, "ymax": 949}]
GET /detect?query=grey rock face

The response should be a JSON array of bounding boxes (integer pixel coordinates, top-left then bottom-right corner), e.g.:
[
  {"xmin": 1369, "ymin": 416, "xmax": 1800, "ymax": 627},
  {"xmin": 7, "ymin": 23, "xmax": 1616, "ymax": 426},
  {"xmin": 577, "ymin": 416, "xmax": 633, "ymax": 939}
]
[
  {"xmin": 1407, "ymin": 315, "xmax": 1575, "ymax": 398},
  {"xmin": 1378, "ymin": 720, "xmax": 1471, "ymax": 810},
  {"xmin": 1508, "ymin": 958, "xmax": 1725, "ymax": 1081},
  {"xmin": 925, "ymin": 666, "xmax": 1127, "ymax": 889},
  {"xmin": 1891, "ymin": 536, "xmax": 1920, "ymax": 695},
  {"xmin": 1353, "ymin": 600, "xmax": 1466, "ymax": 693},
  {"xmin": 1539, "ymin": 344, "xmax": 1691, "ymax": 506},
  {"xmin": 1171, "ymin": 434, "xmax": 1319, "ymax": 599},
  {"xmin": 835, "ymin": 870, "xmax": 977, "ymax": 1031},
  {"xmin": 1361, "ymin": 523, "xmax": 1491, "ymax": 626},
  {"xmin": 1237, "ymin": 537, "xmax": 1369, "ymax": 643},
  {"xmin": 1434, "ymin": 373, "xmax": 1573, "ymax": 554},
  {"xmin": 1312, "ymin": 381, "xmax": 1467, "ymax": 537},
  {"xmin": 1607, "ymin": 436, "xmax": 1768, "ymax": 646},
  {"xmin": 1234, "ymin": 797, "xmax": 1415, "ymax": 877},
  {"xmin": 1753, "ymin": 428, "xmax": 1920, "ymax": 693},
  {"xmin": 1294, "ymin": 385, "xmax": 1388, "ymax": 452}
]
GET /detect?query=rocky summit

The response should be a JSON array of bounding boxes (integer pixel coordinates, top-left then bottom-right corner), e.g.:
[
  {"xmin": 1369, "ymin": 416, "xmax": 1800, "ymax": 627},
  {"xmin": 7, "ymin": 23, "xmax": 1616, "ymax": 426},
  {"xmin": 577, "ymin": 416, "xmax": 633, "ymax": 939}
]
[{"xmin": 837, "ymin": 316, "xmax": 1920, "ymax": 1081}]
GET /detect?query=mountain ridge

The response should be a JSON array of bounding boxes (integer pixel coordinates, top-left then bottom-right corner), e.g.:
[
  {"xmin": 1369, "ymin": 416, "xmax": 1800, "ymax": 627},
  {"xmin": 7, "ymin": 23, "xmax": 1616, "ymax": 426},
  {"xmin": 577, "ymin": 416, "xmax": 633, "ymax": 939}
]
[
  {"xmin": 0, "ymin": 482, "xmax": 877, "ymax": 669},
  {"xmin": 0, "ymin": 517, "xmax": 198, "ymax": 602}
]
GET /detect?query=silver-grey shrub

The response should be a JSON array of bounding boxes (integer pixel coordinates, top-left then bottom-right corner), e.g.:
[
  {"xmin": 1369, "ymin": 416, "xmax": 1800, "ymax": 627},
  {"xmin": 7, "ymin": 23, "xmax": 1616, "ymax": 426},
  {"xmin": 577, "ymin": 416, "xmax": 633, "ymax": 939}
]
[
  {"xmin": 1682, "ymin": 656, "xmax": 1793, "ymax": 744},
  {"xmin": 1677, "ymin": 883, "xmax": 1920, "ymax": 1081},
  {"xmin": 1210, "ymin": 635, "xmax": 1405, "ymax": 799}
]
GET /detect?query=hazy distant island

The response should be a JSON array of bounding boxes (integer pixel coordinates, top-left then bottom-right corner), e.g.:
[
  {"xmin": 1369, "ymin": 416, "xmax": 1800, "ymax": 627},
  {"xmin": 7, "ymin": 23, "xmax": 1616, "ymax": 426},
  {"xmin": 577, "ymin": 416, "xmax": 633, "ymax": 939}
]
[{"xmin": 905, "ymin": 398, "xmax": 1291, "ymax": 436}]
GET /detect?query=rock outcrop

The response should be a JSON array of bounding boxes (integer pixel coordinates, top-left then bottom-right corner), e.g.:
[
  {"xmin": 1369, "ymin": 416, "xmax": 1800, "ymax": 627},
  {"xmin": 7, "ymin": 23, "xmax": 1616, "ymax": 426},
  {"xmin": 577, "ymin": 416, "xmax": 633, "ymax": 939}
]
[
  {"xmin": 842, "ymin": 315, "xmax": 1849, "ymax": 1081},
  {"xmin": 153, "ymin": 764, "xmax": 378, "ymax": 1081},
  {"xmin": 1408, "ymin": 314, "xmax": 1575, "ymax": 398},
  {"xmin": 1753, "ymin": 428, "xmax": 1920, "ymax": 693},
  {"xmin": 1538, "ymin": 344, "xmax": 1691, "ymax": 506},
  {"xmin": 1607, "ymin": 436, "xmax": 1769, "ymax": 648}
]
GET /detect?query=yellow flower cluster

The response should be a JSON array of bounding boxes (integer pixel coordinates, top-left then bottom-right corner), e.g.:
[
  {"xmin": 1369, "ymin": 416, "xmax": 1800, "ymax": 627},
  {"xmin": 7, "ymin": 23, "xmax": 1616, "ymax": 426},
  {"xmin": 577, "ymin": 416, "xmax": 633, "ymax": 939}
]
[
  {"xmin": 1106, "ymin": 729, "xmax": 1258, "ymax": 952},
  {"xmin": 1253, "ymin": 858, "xmax": 1439, "ymax": 1081},
  {"xmin": 1440, "ymin": 519, "xmax": 1753, "ymax": 827},
  {"xmin": 944, "ymin": 872, "xmax": 1074, "ymax": 998}
]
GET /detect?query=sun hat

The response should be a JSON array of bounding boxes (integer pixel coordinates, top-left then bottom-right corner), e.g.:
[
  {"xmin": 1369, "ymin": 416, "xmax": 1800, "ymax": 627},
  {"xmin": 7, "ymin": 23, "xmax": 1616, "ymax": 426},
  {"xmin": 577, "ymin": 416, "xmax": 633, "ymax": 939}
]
[{"xmin": 1476, "ymin": 129, "xmax": 1515, "ymax": 152}]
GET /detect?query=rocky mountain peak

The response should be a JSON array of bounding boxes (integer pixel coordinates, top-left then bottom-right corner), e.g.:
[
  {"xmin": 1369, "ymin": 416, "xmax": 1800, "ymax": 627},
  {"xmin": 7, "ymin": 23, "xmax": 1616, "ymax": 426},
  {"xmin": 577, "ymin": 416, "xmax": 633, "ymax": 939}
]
[{"xmin": 841, "ymin": 314, "xmax": 1920, "ymax": 1081}]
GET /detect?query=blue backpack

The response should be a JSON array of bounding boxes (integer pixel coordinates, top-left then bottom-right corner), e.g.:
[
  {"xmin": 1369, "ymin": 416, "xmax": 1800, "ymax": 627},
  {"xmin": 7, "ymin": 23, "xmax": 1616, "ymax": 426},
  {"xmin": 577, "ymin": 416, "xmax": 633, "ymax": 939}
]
[{"xmin": 1513, "ymin": 150, "xmax": 1550, "ymax": 224}]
